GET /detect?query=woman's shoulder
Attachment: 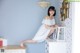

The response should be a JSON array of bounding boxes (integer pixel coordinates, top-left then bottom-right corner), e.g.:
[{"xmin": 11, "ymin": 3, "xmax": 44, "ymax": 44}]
[{"xmin": 44, "ymin": 16, "xmax": 50, "ymax": 19}]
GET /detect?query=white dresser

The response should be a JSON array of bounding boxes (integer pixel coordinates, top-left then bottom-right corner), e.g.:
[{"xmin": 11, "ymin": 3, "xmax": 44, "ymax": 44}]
[
  {"xmin": 0, "ymin": 45, "xmax": 26, "ymax": 53},
  {"xmin": 45, "ymin": 40, "xmax": 67, "ymax": 53},
  {"xmin": 45, "ymin": 26, "xmax": 67, "ymax": 53}
]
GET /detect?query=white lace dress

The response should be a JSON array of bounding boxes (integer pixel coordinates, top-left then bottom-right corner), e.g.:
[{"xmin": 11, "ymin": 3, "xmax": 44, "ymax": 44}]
[{"xmin": 32, "ymin": 18, "xmax": 55, "ymax": 42}]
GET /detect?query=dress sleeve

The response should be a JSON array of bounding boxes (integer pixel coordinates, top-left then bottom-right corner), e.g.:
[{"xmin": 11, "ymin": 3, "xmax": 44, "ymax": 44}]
[
  {"xmin": 42, "ymin": 19, "xmax": 46, "ymax": 24},
  {"xmin": 42, "ymin": 19, "xmax": 50, "ymax": 25}
]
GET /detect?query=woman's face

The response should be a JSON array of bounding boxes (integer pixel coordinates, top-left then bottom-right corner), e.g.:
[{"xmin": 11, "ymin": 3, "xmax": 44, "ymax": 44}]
[{"xmin": 49, "ymin": 9, "xmax": 54, "ymax": 16}]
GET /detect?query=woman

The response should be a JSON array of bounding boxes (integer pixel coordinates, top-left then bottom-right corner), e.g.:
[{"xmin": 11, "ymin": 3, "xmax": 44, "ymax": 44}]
[{"xmin": 20, "ymin": 6, "xmax": 58, "ymax": 47}]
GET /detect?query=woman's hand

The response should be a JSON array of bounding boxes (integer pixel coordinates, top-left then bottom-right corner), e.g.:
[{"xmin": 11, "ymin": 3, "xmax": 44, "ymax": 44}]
[
  {"xmin": 50, "ymin": 26, "xmax": 55, "ymax": 30},
  {"xmin": 54, "ymin": 24, "xmax": 58, "ymax": 28},
  {"xmin": 45, "ymin": 24, "xmax": 58, "ymax": 29},
  {"xmin": 45, "ymin": 24, "xmax": 51, "ymax": 29},
  {"xmin": 50, "ymin": 25, "xmax": 58, "ymax": 30}
]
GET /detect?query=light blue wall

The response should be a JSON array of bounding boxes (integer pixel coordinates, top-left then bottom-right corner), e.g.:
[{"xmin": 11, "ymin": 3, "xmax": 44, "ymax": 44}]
[
  {"xmin": 0, "ymin": 0, "xmax": 61, "ymax": 45},
  {"xmin": 0, "ymin": 0, "xmax": 61, "ymax": 53},
  {"xmin": 0, "ymin": 0, "xmax": 46, "ymax": 45}
]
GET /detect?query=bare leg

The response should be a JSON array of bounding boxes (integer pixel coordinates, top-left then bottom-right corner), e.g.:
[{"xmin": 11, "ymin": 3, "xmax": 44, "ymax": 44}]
[
  {"xmin": 20, "ymin": 40, "xmax": 37, "ymax": 47},
  {"xmin": 46, "ymin": 28, "xmax": 55, "ymax": 39},
  {"xmin": 47, "ymin": 25, "xmax": 58, "ymax": 38},
  {"xmin": 21, "ymin": 26, "xmax": 58, "ymax": 47}
]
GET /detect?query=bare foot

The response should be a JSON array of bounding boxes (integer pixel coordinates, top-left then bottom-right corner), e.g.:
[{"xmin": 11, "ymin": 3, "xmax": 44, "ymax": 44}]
[
  {"xmin": 20, "ymin": 43, "xmax": 24, "ymax": 48},
  {"xmin": 20, "ymin": 42, "xmax": 26, "ymax": 48}
]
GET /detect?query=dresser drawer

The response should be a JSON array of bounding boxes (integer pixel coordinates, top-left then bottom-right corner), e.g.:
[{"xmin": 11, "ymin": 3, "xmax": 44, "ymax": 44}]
[{"xmin": 45, "ymin": 41, "xmax": 67, "ymax": 53}]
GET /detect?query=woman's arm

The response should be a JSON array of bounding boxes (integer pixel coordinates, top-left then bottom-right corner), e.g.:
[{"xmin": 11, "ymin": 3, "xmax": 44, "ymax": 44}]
[
  {"xmin": 54, "ymin": 24, "xmax": 58, "ymax": 28},
  {"xmin": 44, "ymin": 24, "xmax": 53, "ymax": 29},
  {"xmin": 44, "ymin": 24, "xmax": 58, "ymax": 29},
  {"xmin": 52, "ymin": 24, "xmax": 58, "ymax": 29}
]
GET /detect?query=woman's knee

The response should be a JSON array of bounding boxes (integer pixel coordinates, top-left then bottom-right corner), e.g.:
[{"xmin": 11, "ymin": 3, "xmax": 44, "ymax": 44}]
[{"xmin": 51, "ymin": 28, "xmax": 54, "ymax": 31}]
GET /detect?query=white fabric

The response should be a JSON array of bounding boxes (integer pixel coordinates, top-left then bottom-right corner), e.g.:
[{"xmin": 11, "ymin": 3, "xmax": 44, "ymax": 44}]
[
  {"xmin": 32, "ymin": 18, "xmax": 55, "ymax": 42},
  {"xmin": 42, "ymin": 18, "xmax": 55, "ymax": 25}
]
